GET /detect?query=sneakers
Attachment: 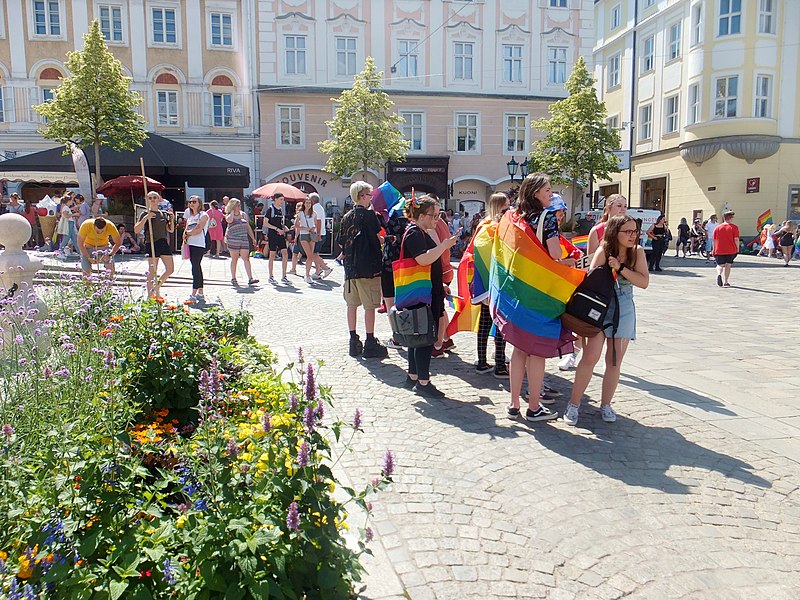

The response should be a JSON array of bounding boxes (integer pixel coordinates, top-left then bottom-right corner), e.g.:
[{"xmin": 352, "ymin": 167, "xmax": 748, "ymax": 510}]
[
  {"xmin": 601, "ymin": 404, "xmax": 617, "ymax": 423},
  {"xmin": 441, "ymin": 338, "xmax": 455, "ymax": 351},
  {"xmin": 563, "ymin": 403, "xmax": 580, "ymax": 426},
  {"xmin": 506, "ymin": 405, "xmax": 520, "ymax": 419},
  {"xmin": 386, "ymin": 338, "xmax": 403, "ymax": 350},
  {"xmin": 413, "ymin": 382, "xmax": 445, "ymax": 398},
  {"xmin": 305, "ymin": 276, "xmax": 314, "ymax": 284},
  {"xmin": 195, "ymin": 291, "xmax": 205, "ymax": 302},
  {"xmin": 717, "ymin": 274, "xmax": 723, "ymax": 287},
  {"xmin": 493, "ymin": 364, "xmax": 510, "ymax": 379},
  {"xmin": 319, "ymin": 267, "xmax": 333, "ymax": 279},
  {"xmin": 476, "ymin": 363, "xmax": 493, "ymax": 374},
  {"xmin": 362, "ymin": 338, "xmax": 389, "ymax": 359},
  {"xmin": 542, "ymin": 383, "xmax": 561, "ymax": 397},
  {"xmin": 187, "ymin": 294, "xmax": 197, "ymax": 304},
  {"xmin": 403, "ymin": 376, "xmax": 417, "ymax": 389},
  {"xmin": 349, "ymin": 336, "xmax": 363, "ymax": 357},
  {"xmin": 431, "ymin": 346, "xmax": 446, "ymax": 358},
  {"xmin": 558, "ymin": 352, "xmax": 578, "ymax": 371},
  {"xmin": 268, "ymin": 276, "xmax": 277, "ymax": 285},
  {"xmin": 538, "ymin": 394, "xmax": 556, "ymax": 406},
  {"xmin": 524, "ymin": 406, "xmax": 558, "ymax": 422},
  {"xmin": 281, "ymin": 276, "xmax": 291, "ymax": 284}
]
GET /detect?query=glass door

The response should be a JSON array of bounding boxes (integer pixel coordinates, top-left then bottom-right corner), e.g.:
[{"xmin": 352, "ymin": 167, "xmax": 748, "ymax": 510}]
[{"xmin": 789, "ymin": 186, "xmax": 800, "ymax": 222}]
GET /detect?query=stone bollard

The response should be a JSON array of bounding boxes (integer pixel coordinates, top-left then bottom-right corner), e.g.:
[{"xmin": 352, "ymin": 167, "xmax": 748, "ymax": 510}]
[{"xmin": 0, "ymin": 213, "xmax": 50, "ymax": 354}]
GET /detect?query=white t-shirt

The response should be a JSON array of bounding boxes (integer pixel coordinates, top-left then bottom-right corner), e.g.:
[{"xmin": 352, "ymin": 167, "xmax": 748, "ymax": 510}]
[
  {"xmin": 704, "ymin": 221, "xmax": 718, "ymax": 239},
  {"xmin": 184, "ymin": 209, "xmax": 208, "ymax": 247},
  {"xmin": 312, "ymin": 202, "xmax": 326, "ymax": 235}
]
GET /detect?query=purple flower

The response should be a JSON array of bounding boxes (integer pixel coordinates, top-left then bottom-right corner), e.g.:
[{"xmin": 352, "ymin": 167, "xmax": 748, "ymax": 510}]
[
  {"xmin": 315, "ymin": 400, "xmax": 324, "ymax": 420},
  {"xmin": 43, "ymin": 366, "xmax": 52, "ymax": 378},
  {"xmin": 297, "ymin": 346, "xmax": 304, "ymax": 363},
  {"xmin": 1, "ymin": 424, "xmax": 14, "ymax": 440},
  {"xmin": 303, "ymin": 406, "xmax": 316, "ymax": 432},
  {"xmin": 352, "ymin": 408, "xmax": 362, "ymax": 430},
  {"xmin": 261, "ymin": 412, "xmax": 271, "ymax": 433},
  {"xmin": 226, "ymin": 438, "xmax": 239, "ymax": 457},
  {"xmin": 382, "ymin": 450, "xmax": 395, "ymax": 478},
  {"xmin": 85, "ymin": 375, "xmax": 92, "ymax": 383},
  {"xmin": 18, "ymin": 358, "xmax": 26, "ymax": 367},
  {"xmin": 193, "ymin": 498, "xmax": 208, "ymax": 511},
  {"xmin": 297, "ymin": 441, "xmax": 310, "ymax": 467},
  {"xmin": 365, "ymin": 527, "xmax": 374, "ymax": 542},
  {"xmin": 54, "ymin": 366, "xmax": 69, "ymax": 378},
  {"xmin": 289, "ymin": 393, "xmax": 298, "ymax": 412},
  {"xmin": 14, "ymin": 334, "xmax": 23, "ymax": 344},
  {"xmin": 305, "ymin": 363, "xmax": 316, "ymax": 401},
  {"xmin": 286, "ymin": 502, "xmax": 300, "ymax": 531},
  {"xmin": 162, "ymin": 558, "xmax": 176, "ymax": 586}
]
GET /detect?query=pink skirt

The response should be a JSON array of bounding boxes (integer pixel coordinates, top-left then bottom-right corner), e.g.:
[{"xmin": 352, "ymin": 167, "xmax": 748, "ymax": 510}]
[{"xmin": 209, "ymin": 225, "xmax": 223, "ymax": 242}]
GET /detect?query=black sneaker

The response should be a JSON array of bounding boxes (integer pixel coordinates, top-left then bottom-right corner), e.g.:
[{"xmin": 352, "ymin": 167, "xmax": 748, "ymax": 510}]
[
  {"xmin": 362, "ymin": 338, "xmax": 389, "ymax": 359},
  {"xmin": 524, "ymin": 406, "xmax": 558, "ymax": 422},
  {"xmin": 403, "ymin": 376, "xmax": 417, "ymax": 389},
  {"xmin": 413, "ymin": 382, "xmax": 445, "ymax": 398},
  {"xmin": 507, "ymin": 405, "xmax": 520, "ymax": 419},
  {"xmin": 476, "ymin": 363, "xmax": 493, "ymax": 374},
  {"xmin": 717, "ymin": 274, "xmax": 723, "ymax": 287},
  {"xmin": 349, "ymin": 336, "xmax": 363, "ymax": 357},
  {"xmin": 494, "ymin": 364, "xmax": 510, "ymax": 379}
]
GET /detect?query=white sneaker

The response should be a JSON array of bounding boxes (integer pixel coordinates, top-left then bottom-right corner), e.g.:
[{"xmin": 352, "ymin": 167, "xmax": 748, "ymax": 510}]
[
  {"xmin": 195, "ymin": 292, "xmax": 205, "ymax": 302},
  {"xmin": 320, "ymin": 267, "xmax": 333, "ymax": 279},
  {"xmin": 601, "ymin": 405, "xmax": 617, "ymax": 423},
  {"xmin": 268, "ymin": 276, "xmax": 277, "ymax": 285},
  {"xmin": 187, "ymin": 294, "xmax": 197, "ymax": 304},
  {"xmin": 305, "ymin": 276, "xmax": 313, "ymax": 284},
  {"xmin": 563, "ymin": 403, "xmax": 580, "ymax": 426},
  {"xmin": 558, "ymin": 352, "xmax": 578, "ymax": 371}
]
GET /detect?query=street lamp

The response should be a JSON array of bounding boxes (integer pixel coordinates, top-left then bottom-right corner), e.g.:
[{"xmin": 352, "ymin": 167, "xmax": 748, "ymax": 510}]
[
  {"xmin": 519, "ymin": 157, "xmax": 530, "ymax": 179},
  {"xmin": 507, "ymin": 157, "xmax": 519, "ymax": 182}
]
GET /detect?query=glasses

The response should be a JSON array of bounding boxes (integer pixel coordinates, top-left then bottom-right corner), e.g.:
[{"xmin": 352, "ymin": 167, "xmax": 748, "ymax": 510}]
[
  {"xmin": 424, "ymin": 212, "xmax": 439, "ymax": 218},
  {"xmin": 189, "ymin": 200, "xmax": 199, "ymax": 204},
  {"xmin": 619, "ymin": 228, "xmax": 639, "ymax": 236}
]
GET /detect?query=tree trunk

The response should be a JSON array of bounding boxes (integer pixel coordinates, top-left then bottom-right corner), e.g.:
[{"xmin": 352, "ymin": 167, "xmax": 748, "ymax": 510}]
[{"xmin": 93, "ymin": 141, "xmax": 103, "ymax": 188}]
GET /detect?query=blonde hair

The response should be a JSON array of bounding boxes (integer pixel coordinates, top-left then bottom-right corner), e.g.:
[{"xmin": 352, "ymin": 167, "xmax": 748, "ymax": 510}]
[
  {"xmin": 225, "ymin": 198, "xmax": 241, "ymax": 214},
  {"xmin": 601, "ymin": 194, "xmax": 628, "ymax": 222},
  {"xmin": 487, "ymin": 193, "xmax": 509, "ymax": 222},
  {"xmin": 349, "ymin": 181, "xmax": 373, "ymax": 203}
]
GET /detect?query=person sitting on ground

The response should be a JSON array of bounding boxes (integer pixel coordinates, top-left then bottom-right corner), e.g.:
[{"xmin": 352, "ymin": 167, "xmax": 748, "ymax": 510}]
[
  {"xmin": 77, "ymin": 217, "xmax": 123, "ymax": 277},
  {"xmin": 117, "ymin": 224, "xmax": 141, "ymax": 253}
]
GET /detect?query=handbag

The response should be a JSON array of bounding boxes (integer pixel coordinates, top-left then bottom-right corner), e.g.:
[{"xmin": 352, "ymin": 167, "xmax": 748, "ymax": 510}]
[
  {"xmin": 389, "ymin": 227, "xmax": 436, "ymax": 348},
  {"xmin": 181, "ymin": 242, "xmax": 190, "ymax": 259},
  {"xmin": 388, "ymin": 304, "xmax": 436, "ymax": 348}
]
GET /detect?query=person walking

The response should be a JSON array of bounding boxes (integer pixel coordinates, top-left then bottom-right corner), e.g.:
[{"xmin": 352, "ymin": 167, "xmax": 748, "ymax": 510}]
[
  {"xmin": 711, "ymin": 210, "xmax": 739, "ymax": 287},
  {"xmin": 296, "ymin": 197, "xmax": 320, "ymax": 285},
  {"xmin": 379, "ymin": 208, "xmax": 409, "ymax": 350},
  {"xmin": 563, "ymin": 215, "xmax": 649, "ymax": 426},
  {"xmin": 704, "ymin": 214, "xmax": 718, "ymax": 261},
  {"xmin": 134, "ymin": 191, "xmax": 175, "ymax": 297},
  {"xmin": 263, "ymin": 193, "xmax": 291, "ymax": 284},
  {"xmin": 309, "ymin": 193, "xmax": 333, "ymax": 279},
  {"xmin": 56, "ymin": 195, "xmax": 79, "ymax": 253},
  {"xmin": 289, "ymin": 202, "xmax": 304, "ymax": 275},
  {"xmin": 206, "ymin": 200, "xmax": 225, "ymax": 258},
  {"xmin": 676, "ymin": 217, "xmax": 691, "ymax": 257},
  {"xmin": 646, "ymin": 214, "xmax": 668, "ymax": 271},
  {"xmin": 773, "ymin": 220, "xmax": 796, "ymax": 266},
  {"xmin": 183, "ymin": 195, "xmax": 209, "ymax": 302},
  {"xmin": 224, "ymin": 198, "xmax": 259, "ymax": 287},
  {"xmin": 21, "ymin": 198, "xmax": 40, "ymax": 248}
]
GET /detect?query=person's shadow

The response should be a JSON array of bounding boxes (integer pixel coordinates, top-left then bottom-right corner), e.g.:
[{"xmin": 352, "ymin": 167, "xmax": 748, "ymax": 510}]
[{"xmin": 618, "ymin": 373, "xmax": 737, "ymax": 416}]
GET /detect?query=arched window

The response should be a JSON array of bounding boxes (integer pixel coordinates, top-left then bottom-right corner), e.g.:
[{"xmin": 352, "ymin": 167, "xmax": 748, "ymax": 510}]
[
  {"xmin": 206, "ymin": 72, "xmax": 241, "ymax": 129},
  {"xmin": 154, "ymin": 71, "xmax": 180, "ymax": 127}
]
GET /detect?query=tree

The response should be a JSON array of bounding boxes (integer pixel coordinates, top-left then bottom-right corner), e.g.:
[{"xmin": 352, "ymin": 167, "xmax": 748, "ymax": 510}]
[
  {"xmin": 319, "ymin": 57, "xmax": 410, "ymax": 180},
  {"xmin": 35, "ymin": 20, "xmax": 147, "ymax": 184},
  {"xmin": 529, "ymin": 57, "xmax": 621, "ymax": 213}
]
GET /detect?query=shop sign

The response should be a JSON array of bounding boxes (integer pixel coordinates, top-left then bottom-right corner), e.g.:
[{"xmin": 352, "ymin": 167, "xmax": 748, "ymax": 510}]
[
  {"xmin": 277, "ymin": 172, "xmax": 328, "ymax": 188},
  {"xmin": 746, "ymin": 177, "xmax": 760, "ymax": 194}
]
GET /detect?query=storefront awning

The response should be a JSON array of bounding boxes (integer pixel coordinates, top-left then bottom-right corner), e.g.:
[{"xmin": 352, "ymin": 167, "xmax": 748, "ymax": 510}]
[{"xmin": 0, "ymin": 170, "xmax": 79, "ymax": 185}]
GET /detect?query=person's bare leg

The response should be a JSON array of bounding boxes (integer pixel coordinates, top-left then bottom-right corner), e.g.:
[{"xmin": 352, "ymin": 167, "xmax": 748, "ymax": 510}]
[
  {"xmin": 568, "ymin": 333, "xmax": 605, "ymax": 406},
  {"xmin": 230, "ymin": 252, "xmax": 239, "ymax": 282},
  {"xmin": 525, "ymin": 355, "xmax": 546, "ymax": 412},
  {"xmin": 509, "ymin": 347, "xmax": 527, "ymax": 410},
  {"xmin": 600, "ymin": 338, "xmax": 630, "ymax": 406}
]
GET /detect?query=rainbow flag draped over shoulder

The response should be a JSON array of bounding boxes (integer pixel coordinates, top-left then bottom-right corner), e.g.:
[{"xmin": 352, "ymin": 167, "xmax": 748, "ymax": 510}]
[
  {"xmin": 371, "ymin": 181, "xmax": 403, "ymax": 221},
  {"xmin": 756, "ymin": 209, "xmax": 773, "ymax": 232},
  {"xmin": 489, "ymin": 210, "xmax": 586, "ymax": 358}
]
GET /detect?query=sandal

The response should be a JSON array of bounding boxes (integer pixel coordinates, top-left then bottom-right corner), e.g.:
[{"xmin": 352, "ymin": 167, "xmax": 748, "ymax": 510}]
[
  {"xmin": 231, "ymin": 278, "xmax": 238, "ymax": 286},
  {"xmin": 248, "ymin": 278, "xmax": 259, "ymax": 285}
]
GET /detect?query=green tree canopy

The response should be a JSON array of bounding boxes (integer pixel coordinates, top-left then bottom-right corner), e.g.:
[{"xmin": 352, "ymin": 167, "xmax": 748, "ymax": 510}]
[
  {"xmin": 529, "ymin": 56, "xmax": 621, "ymax": 212},
  {"xmin": 35, "ymin": 20, "xmax": 147, "ymax": 184},
  {"xmin": 319, "ymin": 57, "xmax": 410, "ymax": 180}
]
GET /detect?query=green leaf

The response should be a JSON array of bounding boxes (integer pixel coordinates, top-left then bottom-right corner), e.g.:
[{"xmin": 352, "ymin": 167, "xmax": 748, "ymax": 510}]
[{"xmin": 109, "ymin": 579, "xmax": 130, "ymax": 600}]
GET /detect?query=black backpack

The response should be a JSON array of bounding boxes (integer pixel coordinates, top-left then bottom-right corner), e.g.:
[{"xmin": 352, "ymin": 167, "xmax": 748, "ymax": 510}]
[
  {"xmin": 339, "ymin": 207, "xmax": 382, "ymax": 280},
  {"xmin": 561, "ymin": 264, "xmax": 618, "ymax": 340}
]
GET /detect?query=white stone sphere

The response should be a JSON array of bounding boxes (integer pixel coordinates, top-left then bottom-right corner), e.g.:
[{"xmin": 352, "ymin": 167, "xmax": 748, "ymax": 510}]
[{"xmin": 0, "ymin": 213, "xmax": 32, "ymax": 251}]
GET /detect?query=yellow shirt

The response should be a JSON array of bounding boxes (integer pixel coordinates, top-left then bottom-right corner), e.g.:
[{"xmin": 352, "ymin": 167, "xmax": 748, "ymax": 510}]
[{"xmin": 79, "ymin": 219, "xmax": 119, "ymax": 247}]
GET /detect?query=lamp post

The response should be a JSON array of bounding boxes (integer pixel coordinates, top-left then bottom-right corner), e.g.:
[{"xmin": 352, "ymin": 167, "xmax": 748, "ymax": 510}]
[
  {"xmin": 506, "ymin": 157, "xmax": 519, "ymax": 182},
  {"xmin": 519, "ymin": 157, "xmax": 530, "ymax": 179}
]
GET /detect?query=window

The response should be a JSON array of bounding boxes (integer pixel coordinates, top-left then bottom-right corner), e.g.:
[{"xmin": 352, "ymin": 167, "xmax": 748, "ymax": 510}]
[
  {"xmin": 755, "ymin": 75, "xmax": 771, "ymax": 118},
  {"xmin": 400, "ymin": 112, "xmax": 423, "ymax": 151},
  {"xmin": 550, "ymin": 0, "xmax": 567, "ymax": 6},
  {"xmin": 99, "ymin": 5, "xmax": 123, "ymax": 42},
  {"xmin": 212, "ymin": 93, "xmax": 233, "ymax": 127},
  {"xmin": 687, "ymin": 83, "xmax": 700, "ymax": 124},
  {"xmin": 607, "ymin": 53, "xmax": 621, "ymax": 89},
  {"xmin": 152, "ymin": 8, "xmax": 176, "ymax": 44},
  {"xmin": 33, "ymin": 1, "xmax": 61, "ymax": 36},
  {"xmin": 210, "ymin": 13, "xmax": 232, "ymax": 47},
  {"xmin": 644, "ymin": 0, "xmax": 655, "ymax": 6},
  {"xmin": 505, "ymin": 114, "xmax": 527, "ymax": 153},
  {"xmin": 455, "ymin": 112, "xmax": 478, "ymax": 152},
  {"xmin": 638, "ymin": 104, "xmax": 652, "ymax": 140},
  {"xmin": 668, "ymin": 22, "xmax": 681, "ymax": 60},
  {"xmin": 278, "ymin": 105, "xmax": 302, "ymax": 146},
  {"xmin": 336, "ymin": 37, "xmax": 357, "ymax": 76},
  {"xmin": 691, "ymin": 3, "xmax": 703, "ymax": 45},
  {"xmin": 664, "ymin": 95, "xmax": 679, "ymax": 134},
  {"xmin": 718, "ymin": 0, "xmax": 741, "ymax": 36},
  {"xmin": 39, "ymin": 88, "xmax": 55, "ymax": 123},
  {"xmin": 758, "ymin": 0, "xmax": 775, "ymax": 34},
  {"xmin": 285, "ymin": 35, "xmax": 306, "ymax": 75},
  {"xmin": 454, "ymin": 42, "xmax": 473, "ymax": 80},
  {"xmin": 641, "ymin": 35, "xmax": 654, "ymax": 73},
  {"xmin": 611, "ymin": 4, "xmax": 621, "ymax": 30},
  {"xmin": 714, "ymin": 76, "xmax": 738, "ymax": 118},
  {"xmin": 156, "ymin": 90, "xmax": 178, "ymax": 126},
  {"xmin": 502, "ymin": 45, "xmax": 522, "ymax": 82},
  {"xmin": 397, "ymin": 40, "xmax": 419, "ymax": 78},
  {"xmin": 0, "ymin": 88, "xmax": 4, "ymax": 123},
  {"xmin": 606, "ymin": 115, "xmax": 620, "ymax": 131},
  {"xmin": 548, "ymin": 46, "xmax": 567, "ymax": 84}
]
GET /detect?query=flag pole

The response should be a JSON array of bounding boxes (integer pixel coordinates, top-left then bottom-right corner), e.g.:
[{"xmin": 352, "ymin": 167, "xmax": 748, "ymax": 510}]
[{"xmin": 140, "ymin": 159, "xmax": 158, "ymax": 296}]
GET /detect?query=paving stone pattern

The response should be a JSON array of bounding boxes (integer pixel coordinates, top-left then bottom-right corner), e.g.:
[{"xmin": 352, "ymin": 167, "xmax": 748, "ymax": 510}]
[{"xmin": 38, "ymin": 251, "xmax": 800, "ymax": 598}]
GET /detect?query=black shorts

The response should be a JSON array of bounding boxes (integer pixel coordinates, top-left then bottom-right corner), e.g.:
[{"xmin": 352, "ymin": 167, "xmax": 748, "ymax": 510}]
[
  {"xmin": 268, "ymin": 232, "xmax": 287, "ymax": 252},
  {"xmin": 151, "ymin": 238, "xmax": 171, "ymax": 257},
  {"xmin": 714, "ymin": 253, "xmax": 737, "ymax": 265},
  {"xmin": 381, "ymin": 269, "xmax": 395, "ymax": 299}
]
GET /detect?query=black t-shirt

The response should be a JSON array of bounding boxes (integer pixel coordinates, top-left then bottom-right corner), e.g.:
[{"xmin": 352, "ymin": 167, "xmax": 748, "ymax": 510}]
[
  {"xmin": 339, "ymin": 205, "xmax": 383, "ymax": 280},
  {"xmin": 677, "ymin": 223, "xmax": 691, "ymax": 239},
  {"xmin": 402, "ymin": 223, "xmax": 444, "ymax": 318},
  {"xmin": 265, "ymin": 204, "xmax": 285, "ymax": 236},
  {"xmin": 147, "ymin": 210, "xmax": 170, "ymax": 242}
]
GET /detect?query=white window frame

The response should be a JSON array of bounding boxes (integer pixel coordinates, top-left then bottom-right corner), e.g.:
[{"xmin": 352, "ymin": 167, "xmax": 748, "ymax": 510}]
[
  {"xmin": 502, "ymin": 44, "xmax": 523, "ymax": 83},
  {"xmin": 638, "ymin": 104, "xmax": 652, "ymax": 141},
  {"xmin": 718, "ymin": 0, "xmax": 741, "ymax": 37},
  {"xmin": 641, "ymin": 35, "xmax": 655, "ymax": 73},
  {"xmin": 607, "ymin": 53, "xmax": 621, "ymax": 90},
  {"xmin": 156, "ymin": 89, "xmax": 179, "ymax": 127},
  {"xmin": 687, "ymin": 82, "xmax": 700, "ymax": 125},
  {"xmin": 691, "ymin": 3, "xmax": 703, "ymax": 46},
  {"xmin": 284, "ymin": 35, "xmax": 307, "ymax": 75},
  {"xmin": 212, "ymin": 92, "xmax": 234, "ymax": 128},
  {"xmin": 611, "ymin": 4, "xmax": 621, "ymax": 30},
  {"xmin": 644, "ymin": 0, "xmax": 656, "ymax": 7},
  {"xmin": 209, "ymin": 12, "xmax": 233, "ymax": 48},
  {"xmin": 335, "ymin": 36, "xmax": 357, "ymax": 77},
  {"xmin": 400, "ymin": 111, "xmax": 425, "ymax": 153},
  {"xmin": 606, "ymin": 114, "xmax": 620, "ymax": 131},
  {"xmin": 754, "ymin": 74, "xmax": 772, "ymax": 118},
  {"xmin": 549, "ymin": 0, "xmax": 568, "ymax": 7},
  {"xmin": 667, "ymin": 22, "xmax": 681, "ymax": 61},
  {"xmin": 548, "ymin": 46, "xmax": 568, "ymax": 85},
  {"xmin": 664, "ymin": 95, "xmax": 679, "ymax": 134},
  {"xmin": 38, "ymin": 87, "xmax": 56, "ymax": 123},
  {"xmin": 30, "ymin": 0, "xmax": 65, "ymax": 39},
  {"xmin": 714, "ymin": 75, "xmax": 738, "ymax": 119},
  {"xmin": 149, "ymin": 5, "xmax": 180, "ymax": 47},
  {"xmin": 97, "ymin": 3, "xmax": 125, "ymax": 44},
  {"xmin": 758, "ymin": 0, "xmax": 775, "ymax": 34},
  {"xmin": 504, "ymin": 113, "xmax": 528, "ymax": 155},
  {"xmin": 277, "ymin": 104, "xmax": 304, "ymax": 148},
  {"xmin": 397, "ymin": 40, "xmax": 419, "ymax": 79},
  {"xmin": 454, "ymin": 112, "xmax": 479, "ymax": 153},
  {"xmin": 454, "ymin": 42, "xmax": 474, "ymax": 81}
]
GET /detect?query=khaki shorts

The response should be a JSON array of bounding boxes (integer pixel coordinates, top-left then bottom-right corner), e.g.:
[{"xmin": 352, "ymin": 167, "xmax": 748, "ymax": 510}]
[{"xmin": 343, "ymin": 276, "xmax": 382, "ymax": 310}]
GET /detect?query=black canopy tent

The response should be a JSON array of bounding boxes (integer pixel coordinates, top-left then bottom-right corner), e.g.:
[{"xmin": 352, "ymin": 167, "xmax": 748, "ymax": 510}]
[{"xmin": 0, "ymin": 133, "xmax": 250, "ymax": 188}]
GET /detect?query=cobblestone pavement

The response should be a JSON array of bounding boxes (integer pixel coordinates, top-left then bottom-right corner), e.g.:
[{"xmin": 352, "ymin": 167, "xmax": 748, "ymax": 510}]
[{"xmin": 38, "ymin": 251, "xmax": 800, "ymax": 598}]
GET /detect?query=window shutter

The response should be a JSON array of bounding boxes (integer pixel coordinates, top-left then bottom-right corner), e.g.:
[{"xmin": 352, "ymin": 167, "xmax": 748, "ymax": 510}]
[
  {"xmin": 446, "ymin": 127, "xmax": 456, "ymax": 152},
  {"xmin": 201, "ymin": 91, "xmax": 211, "ymax": 127},
  {"xmin": 234, "ymin": 93, "xmax": 245, "ymax": 127},
  {"xmin": 29, "ymin": 88, "xmax": 41, "ymax": 122},
  {"xmin": 1, "ymin": 87, "xmax": 14, "ymax": 123}
]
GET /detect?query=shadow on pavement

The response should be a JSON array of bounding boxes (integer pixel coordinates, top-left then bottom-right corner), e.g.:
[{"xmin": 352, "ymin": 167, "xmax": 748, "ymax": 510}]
[
  {"xmin": 411, "ymin": 398, "xmax": 525, "ymax": 440},
  {"xmin": 648, "ymin": 268, "xmax": 703, "ymax": 278},
  {"xmin": 619, "ymin": 373, "xmax": 737, "ymax": 416},
  {"xmin": 724, "ymin": 285, "xmax": 782, "ymax": 294}
]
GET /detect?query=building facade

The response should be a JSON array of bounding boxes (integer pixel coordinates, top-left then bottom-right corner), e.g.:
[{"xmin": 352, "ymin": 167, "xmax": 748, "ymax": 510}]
[
  {"xmin": 0, "ymin": 0, "xmax": 259, "ymax": 198},
  {"xmin": 255, "ymin": 0, "xmax": 595, "ymax": 211},
  {"xmin": 593, "ymin": 0, "xmax": 800, "ymax": 234}
]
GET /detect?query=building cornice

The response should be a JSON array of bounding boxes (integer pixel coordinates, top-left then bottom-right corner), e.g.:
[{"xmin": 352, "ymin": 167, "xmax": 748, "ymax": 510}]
[
  {"xmin": 256, "ymin": 85, "xmax": 563, "ymax": 102},
  {"xmin": 679, "ymin": 135, "xmax": 783, "ymax": 166}
]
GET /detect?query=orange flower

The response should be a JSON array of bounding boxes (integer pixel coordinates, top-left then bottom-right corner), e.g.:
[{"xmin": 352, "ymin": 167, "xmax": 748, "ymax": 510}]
[
  {"xmin": 171, "ymin": 350, "xmax": 183, "ymax": 358},
  {"xmin": 109, "ymin": 316, "xmax": 124, "ymax": 323},
  {"xmin": 166, "ymin": 305, "xmax": 178, "ymax": 311},
  {"xmin": 150, "ymin": 296, "xmax": 166, "ymax": 304},
  {"xmin": 99, "ymin": 329, "xmax": 113, "ymax": 337}
]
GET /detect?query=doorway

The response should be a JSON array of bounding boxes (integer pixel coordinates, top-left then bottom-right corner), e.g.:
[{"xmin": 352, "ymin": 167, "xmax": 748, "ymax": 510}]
[
  {"xmin": 641, "ymin": 177, "xmax": 666, "ymax": 212},
  {"xmin": 789, "ymin": 185, "xmax": 800, "ymax": 222}
]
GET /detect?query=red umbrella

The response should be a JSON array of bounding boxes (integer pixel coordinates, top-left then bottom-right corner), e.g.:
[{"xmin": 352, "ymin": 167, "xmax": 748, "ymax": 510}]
[
  {"xmin": 251, "ymin": 182, "xmax": 308, "ymax": 202},
  {"xmin": 96, "ymin": 175, "xmax": 165, "ymax": 196}
]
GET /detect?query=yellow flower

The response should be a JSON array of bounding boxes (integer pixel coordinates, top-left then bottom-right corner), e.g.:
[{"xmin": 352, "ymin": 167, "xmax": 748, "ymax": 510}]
[
  {"xmin": 328, "ymin": 482, "xmax": 336, "ymax": 494},
  {"xmin": 176, "ymin": 515, "xmax": 187, "ymax": 529},
  {"xmin": 239, "ymin": 452, "xmax": 252, "ymax": 462},
  {"xmin": 0, "ymin": 550, "xmax": 7, "ymax": 561}
]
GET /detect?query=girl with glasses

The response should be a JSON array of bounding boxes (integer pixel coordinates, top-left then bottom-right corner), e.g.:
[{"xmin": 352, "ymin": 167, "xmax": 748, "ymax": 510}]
[
  {"xmin": 183, "ymin": 195, "xmax": 210, "ymax": 302},
  {"xmin": 135, "ymin": 191, "xmax": 175, "ymax": 297}
]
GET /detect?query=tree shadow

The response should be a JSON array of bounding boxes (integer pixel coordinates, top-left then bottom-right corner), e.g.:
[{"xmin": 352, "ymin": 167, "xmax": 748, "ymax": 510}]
[{"xmin": 618, "ymin": 373, "xmax": 737, "ymax": 416}]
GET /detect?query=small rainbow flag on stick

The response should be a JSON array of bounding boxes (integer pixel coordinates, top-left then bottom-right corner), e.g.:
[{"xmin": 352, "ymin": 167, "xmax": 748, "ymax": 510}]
[
  {"xmin": 756, "ymin": 209, "xmax": 773, "ymax": 232},
  {"xmin": 570, "ymin": 234, "xmax": 589, "ymax": 252}
]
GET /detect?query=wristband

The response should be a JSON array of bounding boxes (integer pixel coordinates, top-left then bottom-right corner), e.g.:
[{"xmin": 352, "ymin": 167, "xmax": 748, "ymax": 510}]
[{"xmin": 618, "ymin": 263, "xmax": 627, "ymax": 274}]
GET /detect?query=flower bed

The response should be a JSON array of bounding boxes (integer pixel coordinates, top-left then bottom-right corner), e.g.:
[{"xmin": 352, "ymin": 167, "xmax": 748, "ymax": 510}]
[{"xmin": 0, "ymin": 275, "xmax": 392, "ymax": 599}]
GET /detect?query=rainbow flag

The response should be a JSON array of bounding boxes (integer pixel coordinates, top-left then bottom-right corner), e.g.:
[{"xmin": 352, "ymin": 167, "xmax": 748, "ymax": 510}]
[
  {"xmin": 470, "ymin": 219, "xmax": 496, "ymax": 304},
  {"xmin": 371, "ymin": 181, "xmax": 403, "ymax": 220},
  {"xmin": 570, "ymin": 234, "xmax": 589, "ymax": 252},
  {"xmin": 445, "ymin": 221, "xmax": 493, "ymax": 337},
  {"xmin": 756, "ymin": 209, "xmax": 773, "ymax": 232},
  {"xmin": 489, "ymin": 210, "xmax": 586, "ymax": 358}
]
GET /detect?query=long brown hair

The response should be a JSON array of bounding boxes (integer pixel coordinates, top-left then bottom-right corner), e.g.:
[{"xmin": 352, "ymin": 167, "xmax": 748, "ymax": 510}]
[
  {"xmin": 405, "ymin": 195, "xmax": 439, "ymax": 221},
  {"xmin": 516, "ymin": 173, "xmax": 550, "ymax": 221},
  {"xmin": 602, "ymin": 215, "xmax": 639, "ymax": 268},
  {"xmin": 601, "ymin": 194, "xmax": 627, "ymax": 222}
]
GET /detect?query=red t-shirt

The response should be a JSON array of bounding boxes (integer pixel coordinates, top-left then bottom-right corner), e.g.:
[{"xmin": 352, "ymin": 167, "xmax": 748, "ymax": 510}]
[{"xmin": 712, "ymin": 222, "xmax": 740, "ymax": 255}]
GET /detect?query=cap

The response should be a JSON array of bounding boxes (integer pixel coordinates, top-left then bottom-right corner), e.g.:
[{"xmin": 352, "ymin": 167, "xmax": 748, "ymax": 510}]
[
  {"xmin": 548, "ymin": 194, "xmax": 568, "ymax": 212},
  {"xmin": 96, "ymin": 193, "xmax": 106, "ymax": 200}
]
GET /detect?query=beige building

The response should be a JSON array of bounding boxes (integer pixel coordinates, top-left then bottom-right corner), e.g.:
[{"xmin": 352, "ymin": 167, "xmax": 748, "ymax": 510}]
[
  {"xmin": 593, "ymin": 0, "xmax": 800, "ymax": 235},
  {"xmin": 255, "ymin": 0, "xmax": 595, "ymax": 211}
]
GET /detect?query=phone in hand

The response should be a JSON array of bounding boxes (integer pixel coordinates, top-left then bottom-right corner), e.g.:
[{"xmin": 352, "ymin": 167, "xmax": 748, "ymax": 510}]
[{"xmin": 450, "ymin": 228, "xmax": 463, "ymax": 241}]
